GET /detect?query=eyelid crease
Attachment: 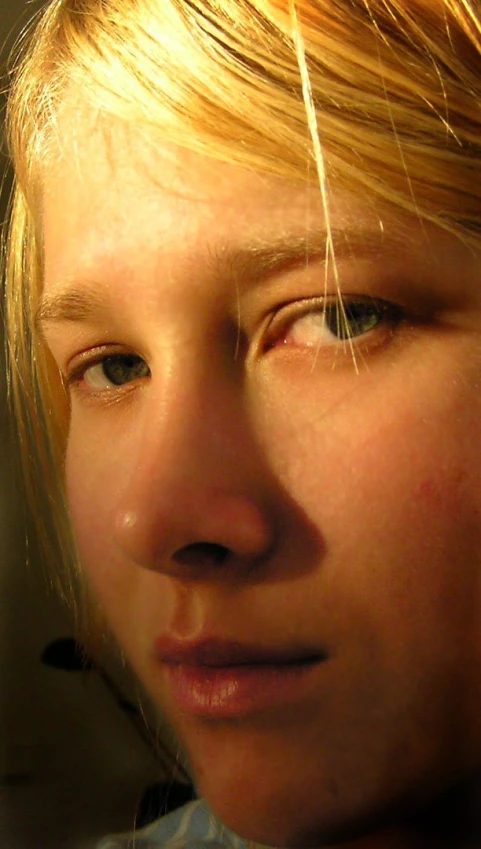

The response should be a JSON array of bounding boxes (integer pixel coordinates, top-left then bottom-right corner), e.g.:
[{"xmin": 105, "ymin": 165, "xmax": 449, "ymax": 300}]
[{"xmin": 65, "ymin": 343, "xmax": 121, "ymax": 375}]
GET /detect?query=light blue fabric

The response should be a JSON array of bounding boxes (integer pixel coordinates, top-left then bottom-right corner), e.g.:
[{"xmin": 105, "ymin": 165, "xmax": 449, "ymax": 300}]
[{"xmin": 97, "ymin": 799, "xmax": 249, "ymax": 849}]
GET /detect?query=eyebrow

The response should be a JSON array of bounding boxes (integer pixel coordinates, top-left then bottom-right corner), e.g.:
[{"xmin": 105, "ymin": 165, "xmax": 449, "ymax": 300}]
[{"xmin": 36, "ymin": 227, "xmax": 403, "ymax": 332}]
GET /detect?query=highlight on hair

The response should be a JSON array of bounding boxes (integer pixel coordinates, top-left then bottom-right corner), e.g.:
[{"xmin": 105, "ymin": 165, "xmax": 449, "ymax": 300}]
[{"xmin": 3, "ymin": 0, "xmax": 481, "ymax": 598}]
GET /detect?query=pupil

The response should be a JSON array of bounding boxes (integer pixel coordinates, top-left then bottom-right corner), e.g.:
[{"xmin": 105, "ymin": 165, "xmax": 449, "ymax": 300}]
[
  {"xmin": 103, "ymin": 355, "xmax": 150, "ymax": 385},
  {"xmin": 325, "ymin": 302, "xmax": 382, "ymax": 341}
]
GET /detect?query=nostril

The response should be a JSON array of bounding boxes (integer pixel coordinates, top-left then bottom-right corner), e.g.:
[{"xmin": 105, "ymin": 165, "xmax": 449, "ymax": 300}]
[{"xmin": 174, "ymin": 542, "xmax": 230, "ymax": 568}]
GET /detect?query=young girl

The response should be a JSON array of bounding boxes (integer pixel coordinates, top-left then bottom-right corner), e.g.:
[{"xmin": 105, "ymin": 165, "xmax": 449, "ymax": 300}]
[{"xmin": 5, "ymin": 1, "xmax": 481, "ymax": 847}]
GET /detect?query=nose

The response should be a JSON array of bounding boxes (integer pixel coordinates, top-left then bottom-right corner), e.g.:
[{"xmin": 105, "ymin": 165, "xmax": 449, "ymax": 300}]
[{"xmin": 112, "ymin": 357, "xmax": 276, "ymax": 579}]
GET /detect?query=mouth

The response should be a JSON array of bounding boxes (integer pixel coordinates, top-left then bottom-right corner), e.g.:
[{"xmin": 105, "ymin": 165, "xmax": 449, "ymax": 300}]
[{"xmin": 154, "ymin": 636, "xmax": 328, "ymax": 718}]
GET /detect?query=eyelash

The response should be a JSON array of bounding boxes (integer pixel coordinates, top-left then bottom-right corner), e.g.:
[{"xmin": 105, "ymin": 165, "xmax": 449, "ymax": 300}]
[
  {"xmin": 65, "ymin": 296, "xmax": 403, "ymax": 395},
  {"xmin": 67, "ymin": 348, "xmax": 151, "ymax": 394},
  {"xmin": 264, "ymin": 295, "xmax": 403, "ymax": 353}
]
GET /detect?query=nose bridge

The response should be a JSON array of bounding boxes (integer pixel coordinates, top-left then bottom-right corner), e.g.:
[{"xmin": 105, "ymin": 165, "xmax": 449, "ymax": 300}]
[
  {"xmin": 139, "ymin": 344, "xmax": 242, "ymax": 486},
  {"xmin": 113, "ymin": 343, "xmax": 275, "ymax": 572}
]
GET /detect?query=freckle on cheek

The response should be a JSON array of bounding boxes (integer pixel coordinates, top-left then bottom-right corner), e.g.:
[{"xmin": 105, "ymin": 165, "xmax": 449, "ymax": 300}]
[
  {"xmin": 417, "ymin": 480, "xmax": 438, "ymax": 501},
  {"xmin": 416, "ymin": 471, "xmax": 466, "ymax": 506}
]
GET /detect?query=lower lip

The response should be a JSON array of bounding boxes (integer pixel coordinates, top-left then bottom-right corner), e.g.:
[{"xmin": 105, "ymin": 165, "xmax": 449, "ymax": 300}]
[{"xmin": 164, "ymin": 660, "xmax": 323, "ymax": 718}]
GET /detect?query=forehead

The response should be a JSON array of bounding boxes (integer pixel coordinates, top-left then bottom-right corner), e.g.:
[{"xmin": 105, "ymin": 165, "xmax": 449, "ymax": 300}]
[
  {"xmin": 44, "ymin": 130, "xmax": 317, "ymax": 241},
  {"xmin": 40, "ymin": 101, "xmax": 473, "ymax": 309},
  {"xmin": 41, "ymin": 102, "xmax": 391, "ymax": 281}
]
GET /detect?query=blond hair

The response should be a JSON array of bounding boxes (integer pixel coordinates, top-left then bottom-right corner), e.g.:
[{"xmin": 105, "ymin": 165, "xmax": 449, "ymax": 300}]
[{"xmin": 4, "ymin": 0, "xmax": 481, "ymax": 596}]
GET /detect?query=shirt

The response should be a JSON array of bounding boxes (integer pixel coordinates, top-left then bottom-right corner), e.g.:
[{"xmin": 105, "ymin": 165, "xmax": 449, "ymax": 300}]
[{"xmin": 97, "ymin": 799, "xmax": 250, "ymax": 849}]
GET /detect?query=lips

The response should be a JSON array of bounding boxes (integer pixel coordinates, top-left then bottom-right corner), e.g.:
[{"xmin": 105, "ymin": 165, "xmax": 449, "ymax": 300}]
[
  {"xmin": 154, "ymin": 636, "xmax": 328, "ymax": 718},
  {"xmin": 154, "ymin": 635, "xmax": 326, "ymax": 668}
]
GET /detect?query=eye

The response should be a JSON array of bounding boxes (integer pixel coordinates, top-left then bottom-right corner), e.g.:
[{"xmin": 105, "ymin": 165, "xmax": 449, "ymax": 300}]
[
  {"xmin": 71, "ymin": 353, "xmax": 151, "ymax": 392},
  {"xmin": 266, "ymin": 297, "xmax": 401, "ymax": 350}
]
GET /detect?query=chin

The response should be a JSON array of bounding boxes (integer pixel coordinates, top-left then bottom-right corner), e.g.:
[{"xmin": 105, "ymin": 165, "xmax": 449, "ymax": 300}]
[
  {"xmin": 196, "ymin": 772, "xmax": 397, "ymax": 849},
  {"xmin": 206, "ymin": 802, "xmax": 381, "ymax": 849}
]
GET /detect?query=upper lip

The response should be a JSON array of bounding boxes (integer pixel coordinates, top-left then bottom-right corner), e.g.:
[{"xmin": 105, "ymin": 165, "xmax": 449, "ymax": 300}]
[{"xmin": 154, "ymin": 636, "xmax": 326, "ymax": 668}]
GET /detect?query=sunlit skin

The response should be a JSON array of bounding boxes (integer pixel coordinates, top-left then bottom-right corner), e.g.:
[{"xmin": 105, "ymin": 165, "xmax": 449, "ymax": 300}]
[{"xmin": 40, "ymin": 113, "xmax": 481, "ymax": 849}]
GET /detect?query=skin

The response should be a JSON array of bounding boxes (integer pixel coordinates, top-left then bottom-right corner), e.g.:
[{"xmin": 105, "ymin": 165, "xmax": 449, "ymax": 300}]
[{"xmin": 40, "ymin": 116, "xmax": 481, "ymax": 849}]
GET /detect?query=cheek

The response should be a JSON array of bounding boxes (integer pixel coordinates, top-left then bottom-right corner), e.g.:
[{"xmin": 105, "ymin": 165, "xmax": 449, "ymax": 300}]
[
  {"xmin": 66, "ymin": 432, "xmax": 125, "ymax": 611},
  {"xmin": 264, "ymin": 373, "xmax": 481, "ymax": 635},
  {"xmin": 66, "ymin": 440, "xmax": 106, "ymax": 552},
  {"xmin": 265, "ymin": 353, "xmax": 481, "ymax": 544},
  {"xmin": 65, "ymin": 423, "xmax": 178, "ymax": 656}
]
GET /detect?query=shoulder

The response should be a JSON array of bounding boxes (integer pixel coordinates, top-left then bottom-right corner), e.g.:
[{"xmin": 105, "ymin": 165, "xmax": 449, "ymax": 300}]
[{"xmin": 96, "ymin": 799, "xmax": 248, "ymax": 849}]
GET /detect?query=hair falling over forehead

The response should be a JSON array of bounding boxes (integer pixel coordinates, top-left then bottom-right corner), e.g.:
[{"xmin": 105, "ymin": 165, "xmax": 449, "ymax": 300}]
[{"xmin": 3, "ymin": 0, "xmax": 481, "ymax": 594}]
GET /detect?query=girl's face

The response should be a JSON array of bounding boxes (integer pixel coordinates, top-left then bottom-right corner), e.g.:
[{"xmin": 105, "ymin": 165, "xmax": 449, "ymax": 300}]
[{"xmin": 41, "ymin": 118, "xmax": 481, "ymax": 847}]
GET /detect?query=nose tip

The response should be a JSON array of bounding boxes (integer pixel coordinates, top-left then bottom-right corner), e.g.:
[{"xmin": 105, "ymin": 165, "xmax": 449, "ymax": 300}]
[{"xmin": 114, "ymin": 489, "xmax": 275, "ymax": 578}]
